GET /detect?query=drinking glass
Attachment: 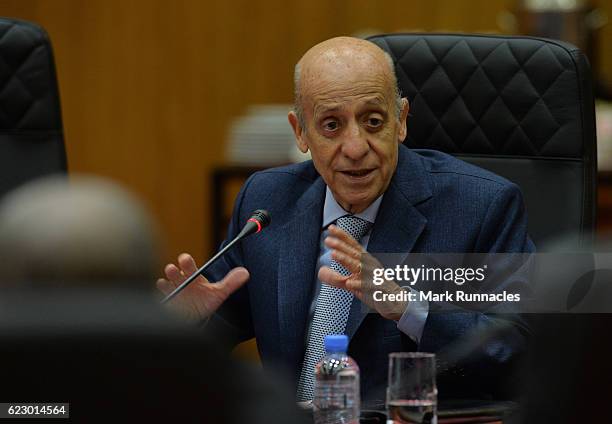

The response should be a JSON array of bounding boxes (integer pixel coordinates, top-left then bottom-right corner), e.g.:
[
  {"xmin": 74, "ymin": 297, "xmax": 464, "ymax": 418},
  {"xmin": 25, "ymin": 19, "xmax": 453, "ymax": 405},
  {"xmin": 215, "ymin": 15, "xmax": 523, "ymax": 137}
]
[{"xmin": 386, "ymin": 352, "xmax": 437, "ymax": 424}]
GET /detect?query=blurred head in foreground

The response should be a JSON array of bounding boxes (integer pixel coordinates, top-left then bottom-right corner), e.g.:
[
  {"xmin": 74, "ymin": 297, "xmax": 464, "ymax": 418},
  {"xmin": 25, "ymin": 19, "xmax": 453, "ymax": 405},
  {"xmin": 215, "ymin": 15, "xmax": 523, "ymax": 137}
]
[
  {"xmin": 0, "ymin": 174, "xmax": 158, "ymax": 288},
  {"xmin": 0, "ymin": 176, "xmax": 305, "ymax": 424}
]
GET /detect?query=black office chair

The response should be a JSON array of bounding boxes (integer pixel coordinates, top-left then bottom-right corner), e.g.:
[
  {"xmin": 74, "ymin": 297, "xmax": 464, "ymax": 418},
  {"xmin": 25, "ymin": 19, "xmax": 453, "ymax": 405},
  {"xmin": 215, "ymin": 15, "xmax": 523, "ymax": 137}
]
[
  {"xmin": 368, "ymin": 33, "xmax": 597, "ymax": 248},
  {"xmin": 0, "ymin": 17, "xmax": 66, "ymax": 198}
]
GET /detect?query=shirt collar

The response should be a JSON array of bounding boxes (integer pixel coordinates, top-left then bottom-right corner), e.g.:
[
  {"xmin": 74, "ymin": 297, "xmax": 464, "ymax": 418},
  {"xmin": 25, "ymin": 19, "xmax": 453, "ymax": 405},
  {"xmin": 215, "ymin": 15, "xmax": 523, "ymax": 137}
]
[{"xmin": 322, "ymin": 186, "xmax": 383, "ymax": 228}]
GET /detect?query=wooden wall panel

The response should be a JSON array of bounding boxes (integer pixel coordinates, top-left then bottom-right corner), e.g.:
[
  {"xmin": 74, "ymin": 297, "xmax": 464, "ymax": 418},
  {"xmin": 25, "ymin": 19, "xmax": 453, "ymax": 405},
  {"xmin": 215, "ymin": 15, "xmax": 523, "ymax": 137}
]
[
  {"xmin": 593, "ymin": 0, "xmax": 612, "ymax": 84},
  {"xmin": 0, "ymin": 0, "xmax": 609, "ymax": 276}
]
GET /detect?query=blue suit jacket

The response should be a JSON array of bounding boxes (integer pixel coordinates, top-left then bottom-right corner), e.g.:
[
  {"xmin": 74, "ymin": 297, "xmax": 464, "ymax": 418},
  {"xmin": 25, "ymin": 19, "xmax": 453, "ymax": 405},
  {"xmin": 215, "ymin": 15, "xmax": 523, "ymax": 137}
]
[{"xmin": 206, "ymin": 145, "xmax": 534, "ymax": 403}]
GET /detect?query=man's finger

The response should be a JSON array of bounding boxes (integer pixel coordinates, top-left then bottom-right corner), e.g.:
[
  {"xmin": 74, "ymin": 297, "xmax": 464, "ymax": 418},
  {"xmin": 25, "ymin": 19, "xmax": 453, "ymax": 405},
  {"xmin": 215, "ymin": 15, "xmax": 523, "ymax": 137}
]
[
  {"xmin": 217, "ymin": 267, "xmax": 250, "ymax": 296},
  {"xmin": 328, "ymin": 225, "xmax": 364, "ymax": 250},
  {"xmin": 318, "ymin": 266, "xmax": 350, "ymax": 290},
  {"xmin": 345, "ymin": 278, "xmax": 362, "ymax": 292},
  {"xmin": 325, "ymin": 235, "xmax": 362, "ymax": 259},
  {"xmin": 331, "ymin": 250, "xmax": 362, "ymax": 275},
  {"xmin": 178, "ymin": 253, "xmax": 199, "ymax": 277},
  {"xmin": 164, "ymin": 263, "xmax": 184, "ymax": 286},
  {"xmin": 156, "ymin": 278, "xmax": 174, "ymax": 294}
]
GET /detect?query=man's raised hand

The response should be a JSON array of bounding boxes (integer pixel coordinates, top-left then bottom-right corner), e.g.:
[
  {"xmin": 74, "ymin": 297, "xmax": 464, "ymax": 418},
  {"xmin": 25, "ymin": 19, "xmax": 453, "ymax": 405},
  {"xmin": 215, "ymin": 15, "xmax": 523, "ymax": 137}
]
[
  {"xmin": 318, "ymin": 225, "xmax": 408, "ymax": 321},
  {"xmin": 156, "ymin": 253, "xmax": 249, "ymax": 322}
]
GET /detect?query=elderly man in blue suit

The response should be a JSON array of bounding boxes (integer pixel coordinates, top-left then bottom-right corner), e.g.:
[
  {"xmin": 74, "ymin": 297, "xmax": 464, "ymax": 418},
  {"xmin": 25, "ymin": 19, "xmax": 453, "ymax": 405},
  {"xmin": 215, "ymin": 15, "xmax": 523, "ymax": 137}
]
[{"xmin": 157, "ymin": 36, "xmax": 534, "ymax": 404}]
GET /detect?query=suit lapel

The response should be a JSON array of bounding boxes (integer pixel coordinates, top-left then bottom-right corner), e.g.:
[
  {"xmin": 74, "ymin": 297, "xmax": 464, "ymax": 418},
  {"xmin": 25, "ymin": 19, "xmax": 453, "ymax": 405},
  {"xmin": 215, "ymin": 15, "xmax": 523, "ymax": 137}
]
[
  {"xmin": 277, "ymin": 178, "xmax": 326, "ymax": 372},
  {"xmin": 345, "ymin": 146, "xmax": 433, "ymax": 339}
]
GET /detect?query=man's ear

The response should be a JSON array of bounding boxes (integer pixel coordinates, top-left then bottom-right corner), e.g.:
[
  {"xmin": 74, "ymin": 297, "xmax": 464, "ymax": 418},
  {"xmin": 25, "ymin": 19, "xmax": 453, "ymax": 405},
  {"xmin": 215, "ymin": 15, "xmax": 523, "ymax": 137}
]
[
  {"xmin": 398, "ymin": 98, "xmax": 410, "ymax": 144},
  {"xmin": 288, "ymin": 111, "xmax": 309, "ymax": 153}
]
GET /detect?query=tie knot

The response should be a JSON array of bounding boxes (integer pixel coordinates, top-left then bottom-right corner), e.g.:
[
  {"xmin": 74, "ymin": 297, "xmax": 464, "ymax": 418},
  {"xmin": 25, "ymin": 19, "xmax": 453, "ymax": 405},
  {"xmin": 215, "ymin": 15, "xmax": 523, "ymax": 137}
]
[{"xmin": 335, "ymin": 215, "xmax": 372, "ymax": 241}]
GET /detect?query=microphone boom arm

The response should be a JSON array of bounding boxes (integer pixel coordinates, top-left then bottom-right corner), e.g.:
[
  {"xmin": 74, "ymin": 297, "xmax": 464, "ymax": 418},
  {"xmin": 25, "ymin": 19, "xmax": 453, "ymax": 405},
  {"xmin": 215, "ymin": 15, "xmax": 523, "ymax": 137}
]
[{"xmin": 160, "ymin": 209, "xmax": 269, "ymax": 304}]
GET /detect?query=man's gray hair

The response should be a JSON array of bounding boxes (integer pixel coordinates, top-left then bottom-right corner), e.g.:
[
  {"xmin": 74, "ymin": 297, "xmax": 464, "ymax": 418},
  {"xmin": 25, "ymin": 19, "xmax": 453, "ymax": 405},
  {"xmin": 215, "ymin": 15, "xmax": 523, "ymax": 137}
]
[{"xmin": 293, "ymin": 51, "xmax": 402, "ymax": 130}]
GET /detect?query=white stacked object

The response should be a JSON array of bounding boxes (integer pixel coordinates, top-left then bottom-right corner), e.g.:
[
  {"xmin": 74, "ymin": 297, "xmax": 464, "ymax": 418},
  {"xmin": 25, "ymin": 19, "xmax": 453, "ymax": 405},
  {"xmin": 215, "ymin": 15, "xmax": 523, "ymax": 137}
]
[{"xmin": 226, "ymin": 104, "xmax": 311, "ymax": 166}]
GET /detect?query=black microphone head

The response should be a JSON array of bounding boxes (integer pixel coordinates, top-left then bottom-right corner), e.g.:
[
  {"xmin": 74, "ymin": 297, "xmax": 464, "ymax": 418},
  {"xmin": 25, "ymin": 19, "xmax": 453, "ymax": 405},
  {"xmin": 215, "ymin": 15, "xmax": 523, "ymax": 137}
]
[{"xmin": 251, "ymin": 209, "xmax": 271, "ymax": 228}]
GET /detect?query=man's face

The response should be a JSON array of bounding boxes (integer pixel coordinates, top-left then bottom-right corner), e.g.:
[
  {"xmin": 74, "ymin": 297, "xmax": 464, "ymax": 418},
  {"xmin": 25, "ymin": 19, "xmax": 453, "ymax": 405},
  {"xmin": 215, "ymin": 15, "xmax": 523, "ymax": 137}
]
[{"xmin": 289, "ymin": 56, "xmax": 408, "ymax": 213}]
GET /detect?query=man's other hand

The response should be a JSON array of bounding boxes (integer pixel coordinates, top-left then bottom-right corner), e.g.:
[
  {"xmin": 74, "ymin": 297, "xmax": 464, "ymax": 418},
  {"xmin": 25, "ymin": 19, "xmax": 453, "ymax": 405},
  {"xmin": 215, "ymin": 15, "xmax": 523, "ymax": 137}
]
[
  {"xmin": 156, "ymin": 253, "xmax": 249, "ymax": 322},
  {"xmin": 318, "ymin": 225, "xmax": 408, "ymax": 321}
]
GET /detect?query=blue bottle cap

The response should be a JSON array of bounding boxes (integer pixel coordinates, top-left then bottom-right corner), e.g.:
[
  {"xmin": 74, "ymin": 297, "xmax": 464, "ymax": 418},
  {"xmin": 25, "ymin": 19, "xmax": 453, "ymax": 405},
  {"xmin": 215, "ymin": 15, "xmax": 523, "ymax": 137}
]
[{"xmin": 324, "ymin": 334, "xmax": 349, "ymax": 353}]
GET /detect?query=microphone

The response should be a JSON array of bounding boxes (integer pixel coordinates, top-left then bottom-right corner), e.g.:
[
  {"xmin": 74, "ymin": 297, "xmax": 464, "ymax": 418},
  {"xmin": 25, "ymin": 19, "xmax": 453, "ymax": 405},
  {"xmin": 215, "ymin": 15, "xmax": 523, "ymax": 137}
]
[{"xmin": 161, "ymin": 209, "xmax": 270, "ymax": 304}]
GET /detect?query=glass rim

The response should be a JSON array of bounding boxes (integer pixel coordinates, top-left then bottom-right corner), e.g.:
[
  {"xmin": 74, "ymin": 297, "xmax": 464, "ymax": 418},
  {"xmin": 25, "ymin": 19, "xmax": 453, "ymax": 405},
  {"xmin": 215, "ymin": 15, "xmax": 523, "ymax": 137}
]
[{"xmin": 388, "ymin": 352, "xmax": 435, "ymax": 359}]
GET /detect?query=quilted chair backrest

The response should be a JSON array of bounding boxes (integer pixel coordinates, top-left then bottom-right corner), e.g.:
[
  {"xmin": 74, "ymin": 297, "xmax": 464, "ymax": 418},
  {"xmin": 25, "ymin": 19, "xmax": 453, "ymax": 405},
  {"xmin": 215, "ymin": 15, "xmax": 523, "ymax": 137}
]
[
  {"xmin": 0, "ymin": 18, "xmax": 66, "ymax": 199},
  {"xmin": 369, "ymin": 34, "xmax": 597, "ymax": 248}
]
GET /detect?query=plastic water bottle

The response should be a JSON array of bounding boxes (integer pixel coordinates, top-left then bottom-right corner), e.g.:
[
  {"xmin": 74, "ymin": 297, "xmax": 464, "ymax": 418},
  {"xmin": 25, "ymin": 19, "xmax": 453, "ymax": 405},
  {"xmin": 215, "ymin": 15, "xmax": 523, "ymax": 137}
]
[{"xmin": 313, "ymin": 334, "xmax": 360, "ymax": 424}]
